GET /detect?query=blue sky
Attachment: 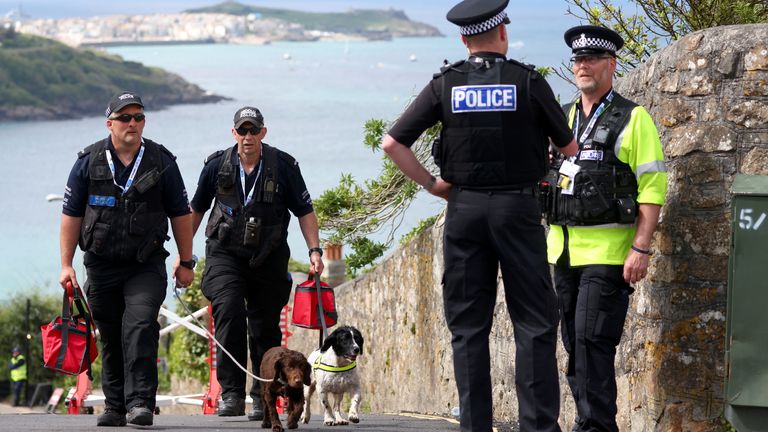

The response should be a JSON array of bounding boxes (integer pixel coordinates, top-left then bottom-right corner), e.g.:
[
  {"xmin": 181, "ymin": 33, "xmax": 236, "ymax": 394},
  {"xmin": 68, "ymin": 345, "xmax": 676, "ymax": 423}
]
[
  {"xmin": 1, "ymin": 0, "xmax": 583, "ymax": 34},
  {"xmin": 2, "ymin": 0, "xmax": 619, "ymax": 96}
]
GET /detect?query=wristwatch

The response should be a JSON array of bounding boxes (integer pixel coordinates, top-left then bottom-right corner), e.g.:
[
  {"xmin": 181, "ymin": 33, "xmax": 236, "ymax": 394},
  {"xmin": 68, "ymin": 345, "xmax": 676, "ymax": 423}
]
[
  {"xmin": 179, "ymin": 256, "xmax": 197, "ymax": 270},
  {"xmin": 308, "ymin": 247, "xmax": 323, "ymax": 258}
]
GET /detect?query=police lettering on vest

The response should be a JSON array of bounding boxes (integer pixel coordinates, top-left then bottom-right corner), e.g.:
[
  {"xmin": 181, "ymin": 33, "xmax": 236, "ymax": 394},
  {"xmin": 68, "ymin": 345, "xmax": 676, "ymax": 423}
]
[
  {"xmin": 438, "ymin": 59, "xmax": 547, "ymax": 188},
  {"xmin": 451, "ymin": 85, "xmax": 517, "ymax": 113}
]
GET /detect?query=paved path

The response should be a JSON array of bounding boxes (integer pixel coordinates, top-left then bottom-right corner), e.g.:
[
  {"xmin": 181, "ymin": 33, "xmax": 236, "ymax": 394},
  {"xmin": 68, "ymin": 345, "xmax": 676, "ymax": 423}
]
[{"xmin": 0, "ymin": 405, "xmax": 463, "ymax": 432}]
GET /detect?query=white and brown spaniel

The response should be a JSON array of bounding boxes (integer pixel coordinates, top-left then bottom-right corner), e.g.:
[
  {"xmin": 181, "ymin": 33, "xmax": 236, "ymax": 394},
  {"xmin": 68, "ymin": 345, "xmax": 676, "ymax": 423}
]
[{"xmin": 301, "ymin": 326, "xmax": 364, "ymax": 426}]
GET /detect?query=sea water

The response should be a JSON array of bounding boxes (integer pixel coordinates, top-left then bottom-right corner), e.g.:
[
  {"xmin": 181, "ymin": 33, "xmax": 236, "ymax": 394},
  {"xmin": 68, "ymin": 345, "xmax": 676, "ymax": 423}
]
[{"xmin": 0, "ymin": 33, "xmax": 579, "ymax": 297}]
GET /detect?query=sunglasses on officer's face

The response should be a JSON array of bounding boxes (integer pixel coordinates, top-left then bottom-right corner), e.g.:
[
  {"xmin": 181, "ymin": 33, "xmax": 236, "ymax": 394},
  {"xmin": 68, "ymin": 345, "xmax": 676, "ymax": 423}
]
[
  {"xmin": 109, "ymin": 113, "xmax": 146, "ymax": 123},
  {"xmin": 235, "ymin": 126, "xmax": 262, "ymax": 136}
]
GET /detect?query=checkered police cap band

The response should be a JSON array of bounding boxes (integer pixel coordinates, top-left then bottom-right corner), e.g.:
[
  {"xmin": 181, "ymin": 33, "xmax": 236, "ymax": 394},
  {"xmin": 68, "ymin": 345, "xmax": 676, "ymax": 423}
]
[
  {"xmin": 572, "ymin": 34, "xmax": 618, "ymax": 53},
  {"xmin": 460, "ymin": 11, "xmax": 508, "ymax": 36}
]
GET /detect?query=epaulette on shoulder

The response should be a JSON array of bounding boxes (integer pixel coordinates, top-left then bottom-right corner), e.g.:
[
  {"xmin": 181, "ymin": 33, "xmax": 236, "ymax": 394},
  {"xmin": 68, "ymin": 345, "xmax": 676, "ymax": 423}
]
[
  {"xmin": 204, "ymin": 150, "xmax": 225, "ymax": 165},
  {"xmin": 156, "ymin": 143, "xmax": 177, "ymax": 161},
  {"xmin": 507, "ymin": 58, "xmax": 535, "ymax": 71},
  {"xmin": 508, "ymin": 59, "xmax": 544, "ymax": 80},
  {"xmin": 77, "ymin": 146, "xmax": 92, "ymax": 159},
  {"xmin": 77, "ymin": 140, "xmax": 103, "ymax": 159},
  {"xmin": 277, "ymin": 148, "xmax": 298, "ymax": 167},
  {"xmin": 434, "ymin": 59, "xmax": 466, "ymax": 78}
]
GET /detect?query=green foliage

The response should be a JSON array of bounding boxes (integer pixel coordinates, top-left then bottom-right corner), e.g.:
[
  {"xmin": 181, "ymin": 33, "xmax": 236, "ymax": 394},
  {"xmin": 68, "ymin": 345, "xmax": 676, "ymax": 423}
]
[
  {"xmin": 186, "ymin": 1, "xmax": 441, "ymax": 36},
  {"xmin": 0, "ymin": 33, "xmax": 219, "ymax": 119},
  {"xmin": 0, "ymin": 288, "xmax": 77, "ymax": 391},
  {"xmin": 313, "ymin": 118, "xmax": 441, "ymax": 277},
  {"xmin": 167, "ymin": 259, "xmax": 210, "ymax": 385},
  {"xmin": 345, "ymin": 237, "xmax": 388, "ymax": 278},
  {"xmin": 719, "ymin": 415, "xmax": 737, "ymax": 432},
  {"xmin": 399, "ymin": 215, "xmax": 439, "ymax": 246},
  {"xmin": 564, "ymin": 0, "xmax": 768, "ymax": 73},
  {"xmin": 536, "ymin": 66, "xmax": 553, "ymax": 77},
  {"xmin": 288, "ymin": 257, "xmax": 310, "ymax": 273}
]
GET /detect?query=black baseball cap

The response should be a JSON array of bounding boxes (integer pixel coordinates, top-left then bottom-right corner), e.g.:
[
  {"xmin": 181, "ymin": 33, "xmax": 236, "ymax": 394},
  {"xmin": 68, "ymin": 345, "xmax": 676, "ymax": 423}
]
[
  {"xmin": 105, "ymin": 91, "xmax": 144, "ymax": 117},
  {"xmin": 233, "ymin": 106, "xmax": 265, "ymax": 128}
]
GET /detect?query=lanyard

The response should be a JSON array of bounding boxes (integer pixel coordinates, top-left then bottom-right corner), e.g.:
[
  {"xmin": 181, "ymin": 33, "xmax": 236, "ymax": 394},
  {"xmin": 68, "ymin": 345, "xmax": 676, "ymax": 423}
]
[
  {"xmin": 573, "ymin": 89, "xmax": 614, "ymax": 145},
  {"xmin": 238, "ymin": 153, "xmax": 263, "ymax": 206},
  {"xmin": 105, "ymin": 145, "xmax": 144, "ymax": 194}
]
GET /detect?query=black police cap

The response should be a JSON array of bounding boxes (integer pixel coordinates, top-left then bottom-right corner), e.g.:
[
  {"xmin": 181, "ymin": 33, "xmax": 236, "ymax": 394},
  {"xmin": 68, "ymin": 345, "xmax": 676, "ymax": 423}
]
[
  {"xmin": 447, "ymin": 0, "xmax": 511, "ymax": 36},
  {"xmin": 564, "ymin": 25, "xmax": 624, "ymax": 57}
]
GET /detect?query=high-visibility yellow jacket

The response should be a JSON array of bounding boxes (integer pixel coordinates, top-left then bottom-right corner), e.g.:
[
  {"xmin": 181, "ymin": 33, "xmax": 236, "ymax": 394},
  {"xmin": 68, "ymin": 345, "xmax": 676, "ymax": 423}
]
[
  {"xmin": 547, "ymin": 96, "xmax": 667, "ymax": 266},
  {"xmin": 10, "ymin": 355, "xmax": 27, "ymax": 382}
]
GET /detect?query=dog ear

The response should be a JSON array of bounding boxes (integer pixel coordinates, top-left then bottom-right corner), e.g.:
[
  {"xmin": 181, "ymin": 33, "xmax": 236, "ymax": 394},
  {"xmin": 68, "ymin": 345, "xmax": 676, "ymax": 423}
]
[
  {"xmin": 354, "ymin": 329, "xmax": 364, "ymax": 354},
  {"xmin": 274, "ymin": 355, "xmax": 284, "ymax": 382},
  {"xmin": 321, "ymin": 332, "xmax": 336, "ymax": 352}
]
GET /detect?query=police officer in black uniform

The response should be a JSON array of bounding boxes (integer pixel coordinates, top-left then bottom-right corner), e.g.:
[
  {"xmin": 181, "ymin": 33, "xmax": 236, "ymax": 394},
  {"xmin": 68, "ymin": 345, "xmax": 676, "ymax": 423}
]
[
  {"xmin": 190, "ymin": 106, "xmax": 324, "ymax": 421},
  {"xmin": 59, "ymin": 91, "xmax": 195, "ymax": 427},
  {"xmin": 383, "ymin": 1, "xmax": 578, "ymax": 431}
]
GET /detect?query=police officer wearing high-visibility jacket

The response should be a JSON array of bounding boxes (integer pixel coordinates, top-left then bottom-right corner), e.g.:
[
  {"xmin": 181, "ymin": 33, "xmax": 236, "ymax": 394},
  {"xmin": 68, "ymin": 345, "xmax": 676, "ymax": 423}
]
[
  {"xmin": 59, "ymin": 91, "xmax": 195, "ymax": 427},
  {"xmin": 382, "ymin": 0, "xmax": 578, "ymax": 430},
  {"xmin": 543, "ymin": 26, "xmax": 667, "ymax": 432},
  {"xmin": 9, "ymin": 346, "xmax": 27, "ymax": 406},
  {"xmin": 190, "ymin": 107, "xmax": 323, "ymax": 421}
]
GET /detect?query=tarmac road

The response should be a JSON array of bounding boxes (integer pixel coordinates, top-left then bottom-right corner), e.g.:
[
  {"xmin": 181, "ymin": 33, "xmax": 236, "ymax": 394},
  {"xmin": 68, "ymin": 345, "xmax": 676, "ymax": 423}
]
[{"xmin": 0, "ymin": 409, "xmax": 464, "ymax": 431}]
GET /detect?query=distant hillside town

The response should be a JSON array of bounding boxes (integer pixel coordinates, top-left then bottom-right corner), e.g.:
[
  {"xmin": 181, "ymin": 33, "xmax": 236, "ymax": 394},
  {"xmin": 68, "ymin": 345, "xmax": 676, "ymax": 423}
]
[{"xmin": 2, "ymin": 3, "xmax": 442, "ymax": 47}]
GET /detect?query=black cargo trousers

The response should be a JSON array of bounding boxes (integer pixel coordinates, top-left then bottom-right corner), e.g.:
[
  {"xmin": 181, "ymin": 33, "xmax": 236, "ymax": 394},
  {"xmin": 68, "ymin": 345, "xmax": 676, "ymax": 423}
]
[
  {"xmin": 443, "ymin": 187, "xmax": 561, "ymax": 432},
  {"xmin": 554, "ymin": 259, "xmax": 631, "ymax": 432},
  {"xmin": 201, "ymin": 239, "xmax": 292, "ymax": 402},
  {"xmin": 84, "ymin": 253, "xmax": 167, "ymax": 413}
]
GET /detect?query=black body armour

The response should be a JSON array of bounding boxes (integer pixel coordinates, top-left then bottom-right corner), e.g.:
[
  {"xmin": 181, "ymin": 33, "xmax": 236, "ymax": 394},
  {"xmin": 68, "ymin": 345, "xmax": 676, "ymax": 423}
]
[
  {"xmin": 543, "ymin": 94, "xmax": 639, "ymax": 226},
  {"xmin": 436, "ymin": 58, "xmax": 548, "ymax": 189},
  {"xmin": 79, "ymin": 139, "xmax": 171, "ymax": 262},
  {"xmin": 204, "ymin": 144, "xmax": 286, "ymax": 268}
]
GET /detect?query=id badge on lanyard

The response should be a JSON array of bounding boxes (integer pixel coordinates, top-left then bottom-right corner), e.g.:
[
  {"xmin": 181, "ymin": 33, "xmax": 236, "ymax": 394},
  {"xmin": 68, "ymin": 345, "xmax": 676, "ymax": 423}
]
[
  {"xmin": 105, "ymin": 145, "xmax": 144, "ymax": 194},
  {"xmin": 558, "ymin": 91, "xmax": 614, "ymax": 195}
]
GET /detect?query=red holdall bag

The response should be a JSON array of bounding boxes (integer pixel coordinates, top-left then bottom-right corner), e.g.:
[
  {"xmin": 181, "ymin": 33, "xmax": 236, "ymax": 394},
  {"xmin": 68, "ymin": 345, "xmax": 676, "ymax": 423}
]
[
  {"xmin": 41, "ymin": 282, "xmax": 98, "ymax": 378},
  {"xmin": 292, "ymin": 274, "xmax": 338, "ymax": 330}
]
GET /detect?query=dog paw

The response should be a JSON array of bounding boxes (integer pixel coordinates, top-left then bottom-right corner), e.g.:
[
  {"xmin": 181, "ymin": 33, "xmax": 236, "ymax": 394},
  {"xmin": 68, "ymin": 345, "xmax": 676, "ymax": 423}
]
[
  {"xmin": 287, "ymin": 422, "xmax": 298, "ymax": 429},
  {"xmin": 349, "ymin": 415, "xmax": 360, "ymax": 423},
  {"xmin": 261, "ymin": 420, "xmax": 271, "ymax": 428},
  {"xmin": 324, "ymin": 420, "xmax": 335, "ymax": 426},
  {"xmin": 300, "ymin": 415, "xmax": 309, "ymax": 424},
  {"xmin": 334, "ymin": 420, "xmax": 349, "ymax": 426},
  {"xmin": 271, "ymin": 426, "xmax": 284, "ymax": 432}
]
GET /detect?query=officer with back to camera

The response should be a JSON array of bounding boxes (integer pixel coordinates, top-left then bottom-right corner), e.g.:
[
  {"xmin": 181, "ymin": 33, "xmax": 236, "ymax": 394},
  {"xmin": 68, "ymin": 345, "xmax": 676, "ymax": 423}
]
[
  {"xmin": 542, "ymin": 25, "xmax": 667, "ymax": 432},
  {"xmin": 382, "ymin": 0, "xmax": 578, "ymax": 430},
  {"xmin": 59, "ymin": 91, "xmax": 195, "ymax": 427},
  {"xmin": 189, "ymin": 106, "xmax": 323, "ymax": 421}
]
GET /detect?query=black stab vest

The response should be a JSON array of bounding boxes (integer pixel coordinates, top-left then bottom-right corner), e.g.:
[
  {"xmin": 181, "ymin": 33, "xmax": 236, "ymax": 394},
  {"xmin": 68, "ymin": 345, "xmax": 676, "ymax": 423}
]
[
  {"xmin": 79, "ymin": 138, "xmax": 170, "ymax": 262},
  {"xmin": 204, "ymin": 144, "xmax": 286, "ymax": 268},
  {"xmin": 544, "ymin": 93, "xmax": 639, "ymax": 226},
  {"xmin": 437, "ymin": 58, "xmax": 547, "ymax": 188}
]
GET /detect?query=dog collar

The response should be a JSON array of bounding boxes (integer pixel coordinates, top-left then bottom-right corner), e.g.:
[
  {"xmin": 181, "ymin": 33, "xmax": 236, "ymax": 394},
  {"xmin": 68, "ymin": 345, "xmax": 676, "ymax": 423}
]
[{"xmin": 313, "ymin": 356, "xmax": 356, "ymax": 373}]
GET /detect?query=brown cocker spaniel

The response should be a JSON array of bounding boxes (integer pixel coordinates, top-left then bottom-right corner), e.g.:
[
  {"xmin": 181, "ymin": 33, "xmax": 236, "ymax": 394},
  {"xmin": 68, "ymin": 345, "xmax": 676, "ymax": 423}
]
[{"xmin": 260, "ymin": 346, "xmax": 312, "ymax": 431}]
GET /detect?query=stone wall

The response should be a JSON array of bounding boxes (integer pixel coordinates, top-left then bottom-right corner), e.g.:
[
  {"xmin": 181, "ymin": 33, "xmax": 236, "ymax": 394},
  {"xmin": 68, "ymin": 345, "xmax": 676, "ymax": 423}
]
[{"xmin": 289, "ymin": 24, "xmax": 768, "ymax": 431}]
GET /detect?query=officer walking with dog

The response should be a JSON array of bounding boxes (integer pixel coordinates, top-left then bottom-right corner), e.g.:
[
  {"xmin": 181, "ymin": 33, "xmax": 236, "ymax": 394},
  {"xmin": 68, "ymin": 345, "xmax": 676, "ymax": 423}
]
[
  {"xmin": 59, "ymin": 91, "xmax": 195, "ymax": 426},
  {"xmin": 382, "ymin": 0, "xmax": 578, "ymax": 430},
  {"xmin": 189, "ymin": 106, "xmax": 323, "ymax": 421},
  {"xmin": 542, "ymin": 26, "xmax": 667, "ymax": 432}
]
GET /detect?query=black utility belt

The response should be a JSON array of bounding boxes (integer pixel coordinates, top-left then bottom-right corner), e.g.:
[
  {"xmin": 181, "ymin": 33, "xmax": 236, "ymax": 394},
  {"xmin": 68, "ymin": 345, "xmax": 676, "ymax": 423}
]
[{"xmin": 456, "ymin": 186, "xmax": 537, "ymax": 196}]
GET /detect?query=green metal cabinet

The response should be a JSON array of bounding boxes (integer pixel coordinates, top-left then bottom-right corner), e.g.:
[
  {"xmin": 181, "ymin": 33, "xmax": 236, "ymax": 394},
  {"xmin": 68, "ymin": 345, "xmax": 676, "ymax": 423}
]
[{"xmin": 726, "ymin": 174, "xmax": 768, "ymax": 431}]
